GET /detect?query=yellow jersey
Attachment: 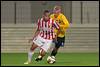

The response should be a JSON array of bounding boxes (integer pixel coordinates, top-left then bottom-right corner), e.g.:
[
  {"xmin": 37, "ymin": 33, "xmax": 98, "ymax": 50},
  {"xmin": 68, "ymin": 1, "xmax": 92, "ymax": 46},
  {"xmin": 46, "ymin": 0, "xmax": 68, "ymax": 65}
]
[{"xmin": 50, "ymin": 13, "xmax": 70, "ymax": 37}]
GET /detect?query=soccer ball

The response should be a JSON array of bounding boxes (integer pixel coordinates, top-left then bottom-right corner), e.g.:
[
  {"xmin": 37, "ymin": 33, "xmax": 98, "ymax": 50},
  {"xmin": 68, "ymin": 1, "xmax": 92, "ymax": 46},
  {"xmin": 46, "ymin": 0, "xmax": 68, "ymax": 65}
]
[{"xmin": 47, "ymin": 56, "xmax": 56, "ymax": 64}]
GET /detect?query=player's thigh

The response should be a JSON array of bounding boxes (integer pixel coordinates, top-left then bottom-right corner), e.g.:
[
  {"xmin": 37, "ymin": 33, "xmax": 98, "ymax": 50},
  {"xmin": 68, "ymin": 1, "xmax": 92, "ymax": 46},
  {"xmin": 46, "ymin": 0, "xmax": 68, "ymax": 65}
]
[{"xmin": 55, "ymin": 37, "xmax": 65, "ymax": 48}]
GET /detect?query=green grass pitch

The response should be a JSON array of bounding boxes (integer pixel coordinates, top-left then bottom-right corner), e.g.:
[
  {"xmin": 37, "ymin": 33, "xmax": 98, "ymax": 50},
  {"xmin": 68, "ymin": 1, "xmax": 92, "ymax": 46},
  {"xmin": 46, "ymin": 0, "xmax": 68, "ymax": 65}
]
[{"xmin": 1, "ymin": 53, "xmax": 99, "ymax": 66}]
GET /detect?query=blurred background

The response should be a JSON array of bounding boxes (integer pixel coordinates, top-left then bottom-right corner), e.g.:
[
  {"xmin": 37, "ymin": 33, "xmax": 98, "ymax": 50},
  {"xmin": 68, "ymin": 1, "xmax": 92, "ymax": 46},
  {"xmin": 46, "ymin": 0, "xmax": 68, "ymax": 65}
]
[{"xmin": 1, "ymin": 1, "xmax": 99, "ymax": 53}]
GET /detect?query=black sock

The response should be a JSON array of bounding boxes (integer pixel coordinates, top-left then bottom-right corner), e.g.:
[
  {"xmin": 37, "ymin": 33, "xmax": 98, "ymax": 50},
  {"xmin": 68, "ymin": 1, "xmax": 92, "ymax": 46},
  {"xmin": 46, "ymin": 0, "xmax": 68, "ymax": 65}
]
[{"xmin": 51, "ymin": 49, "xmax": 57, "ymax": 56}]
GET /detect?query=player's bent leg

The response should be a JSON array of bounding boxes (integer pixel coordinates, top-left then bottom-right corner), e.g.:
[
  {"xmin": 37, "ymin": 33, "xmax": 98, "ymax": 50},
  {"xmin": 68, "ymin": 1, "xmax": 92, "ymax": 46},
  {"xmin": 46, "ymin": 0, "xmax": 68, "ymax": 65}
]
[
  {"xmin": 47, "ymin": 41, "xmax": 62, "ymax": 64},
  {"xmin": 36, "ymin": 39, "xmax": 53, "ymax": 62},
  {"xmin": 51, "ymin": 36, "xmax": 65, "ymax": 57},
  {"xmin": 51, "ymin": 48, "xmax": 57, "ymax": 56},
  {"xmin": 51, "ymin": 44, "xmax": 60, "ymax": 56},
  {"xmin": 24, "ymin": 43, "xmax": 38, "ymax": 64},
  {"xmin": 35, "ymin": 49, "xmax": 46, "ymax": 62}
]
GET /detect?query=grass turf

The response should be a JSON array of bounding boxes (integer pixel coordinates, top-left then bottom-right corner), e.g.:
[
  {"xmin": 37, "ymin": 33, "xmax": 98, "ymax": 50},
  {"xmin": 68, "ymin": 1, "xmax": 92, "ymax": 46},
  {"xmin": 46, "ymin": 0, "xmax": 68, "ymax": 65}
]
[{"xmin": 1, "ymin": 53, "xmax": 99, "ymax": 66}]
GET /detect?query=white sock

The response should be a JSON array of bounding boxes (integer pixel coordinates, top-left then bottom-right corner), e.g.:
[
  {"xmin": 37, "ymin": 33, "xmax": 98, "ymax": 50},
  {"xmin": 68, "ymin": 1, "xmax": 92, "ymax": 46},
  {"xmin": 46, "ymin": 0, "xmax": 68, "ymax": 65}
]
[{"xmin": 28, "ymin": 51, "xmax": 34, "ymax": 62}]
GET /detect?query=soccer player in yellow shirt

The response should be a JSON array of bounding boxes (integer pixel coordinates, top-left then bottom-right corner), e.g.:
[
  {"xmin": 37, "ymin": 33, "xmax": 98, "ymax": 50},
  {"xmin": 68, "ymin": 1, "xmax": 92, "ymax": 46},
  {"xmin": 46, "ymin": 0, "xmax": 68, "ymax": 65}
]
[{"xmin": 47, "ymin": 5, "xmax": 70, "ymax": 63}]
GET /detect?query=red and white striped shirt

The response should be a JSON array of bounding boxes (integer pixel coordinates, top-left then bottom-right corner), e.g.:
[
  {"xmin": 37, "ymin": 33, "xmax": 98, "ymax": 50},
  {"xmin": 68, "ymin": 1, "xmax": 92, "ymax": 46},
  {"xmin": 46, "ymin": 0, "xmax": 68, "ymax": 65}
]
[{"xmin": 37, "ymin": 18, "xmax": 60, "ymax": 40}]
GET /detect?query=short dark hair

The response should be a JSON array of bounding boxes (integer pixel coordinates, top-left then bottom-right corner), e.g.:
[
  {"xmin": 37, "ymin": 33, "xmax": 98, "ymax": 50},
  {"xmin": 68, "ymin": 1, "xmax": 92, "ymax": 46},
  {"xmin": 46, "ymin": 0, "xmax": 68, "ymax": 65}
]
[{"xmin": 43, "ymin": 10, "xmax": 50, "ymax": 15}]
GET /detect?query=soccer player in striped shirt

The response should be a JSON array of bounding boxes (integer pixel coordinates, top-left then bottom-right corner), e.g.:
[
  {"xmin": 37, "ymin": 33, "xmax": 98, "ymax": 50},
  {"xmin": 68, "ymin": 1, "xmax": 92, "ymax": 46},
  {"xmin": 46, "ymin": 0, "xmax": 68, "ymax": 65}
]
[{"xmin": 24, "ymin": 10, "xmax": 60, "ymax": 64}]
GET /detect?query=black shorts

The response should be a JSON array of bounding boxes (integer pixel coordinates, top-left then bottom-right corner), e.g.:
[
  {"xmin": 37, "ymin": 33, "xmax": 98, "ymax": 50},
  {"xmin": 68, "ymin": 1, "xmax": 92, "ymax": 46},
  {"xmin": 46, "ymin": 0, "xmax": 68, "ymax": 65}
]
[{"xmin": 55, "ymin": 36, "xmax": 65, "ymax": 48}]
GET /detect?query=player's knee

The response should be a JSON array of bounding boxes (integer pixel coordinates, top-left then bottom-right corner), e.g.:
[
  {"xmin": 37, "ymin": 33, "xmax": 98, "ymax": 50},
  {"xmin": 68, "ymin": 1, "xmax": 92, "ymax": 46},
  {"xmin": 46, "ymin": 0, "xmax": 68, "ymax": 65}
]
[{"xmin": 30, "ymin": 43, "xmax": 38, "ymax": 51}]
